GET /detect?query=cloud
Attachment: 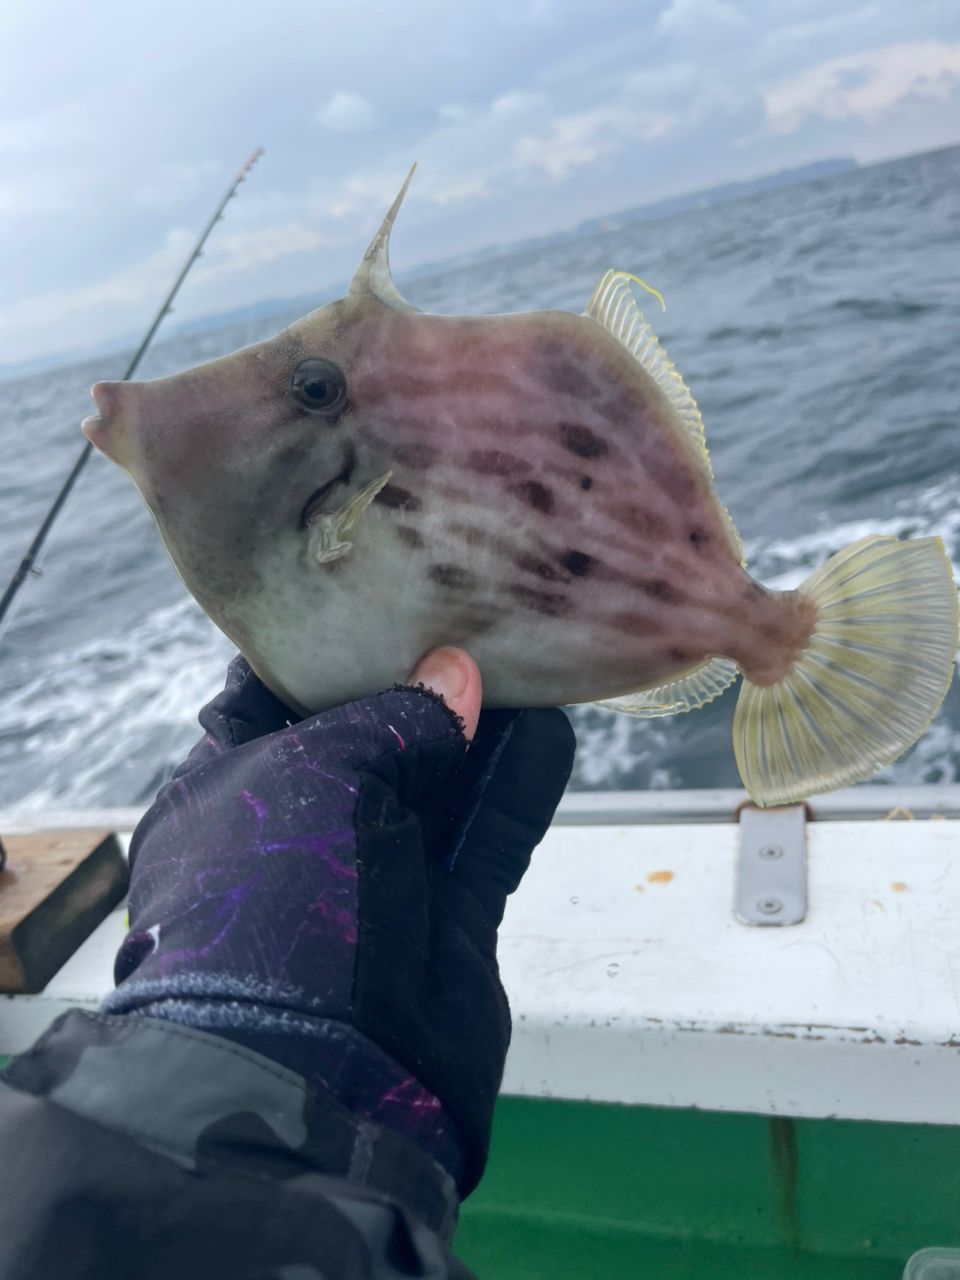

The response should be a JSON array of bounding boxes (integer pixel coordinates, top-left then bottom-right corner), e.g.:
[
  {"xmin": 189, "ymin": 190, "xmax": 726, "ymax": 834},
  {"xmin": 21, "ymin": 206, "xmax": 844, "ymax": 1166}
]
[
  {"xmin": 514, "ymin": 105, "xmax": 677, "ymax": 180},
  {"xmin": 657, "ymin": 0, "xmax": 745, "ymax": 35},
  {"xmin": 0, "ymin": 176, "xmax": 56, "ymax": 217},
  {"xmin": 0, "ymin": 212, "xmax": 346, "ymax": 346},
  {"xmin": 322, "ymin": 89, "xmax": 557, "ymax": 221},
  {"xmin": 3, "ymin": 0, "xmax": 958, "ymax": 371},
  {"xmin": 0, "ymin": 212, "xmax": 346, "ymax": 364},
  {"xmin": 0, "ymin": 101, "xmax": 96, "ymax": 154},
  {"xmin": 0, "ymin": 228, "xmax": 196, "ymax": 335},
  {"xmin": 513, "ymin": 111, "xmax": 614, "ymax": 180},
  {"xmin": 490, "ymin": 89, "xmax": 549, "ymax": 116},
  {"xmin": 313, "ymin": 91, "xmax": 377, "ymax": 133},
  {"xmin": 325, "ymin": 78, "xmax": 681, "ymax": 223},
  {"xmin": 765, "ymin": 41, "xmax": 960, "ymax": 133},
  {"xmin": 192, "ymin": 221, "xmax": 340, "ymax": 286},
  {"xmin": 133, "ymin": 160, "xmax": 221, "ymax": 210},
  {"xmin": 497, "ymin": 0, "xmax": 559, "ymax": 24}
]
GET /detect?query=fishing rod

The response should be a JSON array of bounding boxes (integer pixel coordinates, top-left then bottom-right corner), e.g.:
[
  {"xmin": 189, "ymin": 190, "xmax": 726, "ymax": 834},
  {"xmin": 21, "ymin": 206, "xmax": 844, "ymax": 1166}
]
[{"xmin": 0, "ymin": 146, "xmax": 265, "ymax": 635}]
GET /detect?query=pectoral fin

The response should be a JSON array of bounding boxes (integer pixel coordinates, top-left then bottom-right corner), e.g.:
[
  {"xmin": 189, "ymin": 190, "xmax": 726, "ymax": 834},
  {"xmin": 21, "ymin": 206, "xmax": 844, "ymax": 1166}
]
[{"xmin": 308, "ymin": 470, "xmax": 393, "ymax": 565}]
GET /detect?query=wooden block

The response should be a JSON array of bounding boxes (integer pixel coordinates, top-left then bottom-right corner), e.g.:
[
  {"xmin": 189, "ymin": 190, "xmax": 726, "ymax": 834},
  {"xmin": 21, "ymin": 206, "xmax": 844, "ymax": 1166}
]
[{"xmin": 0, "ymin": 831, "xmax": 128, "ymax": 994}]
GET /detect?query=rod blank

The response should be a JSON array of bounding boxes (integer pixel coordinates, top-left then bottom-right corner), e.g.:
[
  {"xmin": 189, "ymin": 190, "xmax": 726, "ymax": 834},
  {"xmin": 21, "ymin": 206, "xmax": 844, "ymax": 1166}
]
[{"xmin": 0, "ymin": 147, "xmax": 264, "ymax": 633}]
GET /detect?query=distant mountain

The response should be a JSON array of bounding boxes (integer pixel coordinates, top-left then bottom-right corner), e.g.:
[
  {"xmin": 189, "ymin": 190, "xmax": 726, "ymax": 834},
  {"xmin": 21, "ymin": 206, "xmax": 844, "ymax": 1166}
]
[
  {"xmin": 146, "ymin": 158, "xmax": 860, "ymax": 338},
  {"xmin": 0, "ymin": 344, "xmax": 115, "ymax": 383},
  {"xmin": 573, "ymin": 157, "xmax": 857, "ymax": 237},
  {"xmin": 0, "ymin": 156, "xmax": 857, "ymax": 383},
  {"xmin": 448, "ymin": 158, "xmax": 859, "ymax": 266},
  {"xmin": 162, "ymin": 282, "xmax": 348, "ymax": 342}
]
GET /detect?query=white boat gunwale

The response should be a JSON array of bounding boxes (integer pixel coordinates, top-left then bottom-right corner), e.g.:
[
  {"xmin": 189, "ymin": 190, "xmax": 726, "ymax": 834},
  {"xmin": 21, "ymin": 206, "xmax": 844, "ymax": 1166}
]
[{"xmin": 3, "ymin": 784, "xmax": 960, "ymax": 1130}]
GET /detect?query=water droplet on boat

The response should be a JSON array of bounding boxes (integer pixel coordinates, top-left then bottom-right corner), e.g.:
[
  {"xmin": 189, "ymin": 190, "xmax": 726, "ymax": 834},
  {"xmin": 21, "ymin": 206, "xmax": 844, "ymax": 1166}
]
[{"xmin": 606, "ymin": 961, "xmax": 620, "ymax": 978}]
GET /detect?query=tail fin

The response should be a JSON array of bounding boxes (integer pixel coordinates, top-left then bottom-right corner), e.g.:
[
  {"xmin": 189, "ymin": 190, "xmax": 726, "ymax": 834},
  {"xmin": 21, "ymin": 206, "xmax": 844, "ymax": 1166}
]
[{"xmin": 733, "ymin": 536, "xmax": 958, "ymax": 807}]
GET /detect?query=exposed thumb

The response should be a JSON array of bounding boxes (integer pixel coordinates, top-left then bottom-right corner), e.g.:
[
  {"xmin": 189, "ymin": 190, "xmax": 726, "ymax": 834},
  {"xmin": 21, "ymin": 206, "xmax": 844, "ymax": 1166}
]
[{"xmin": 406, "ymin": 647, "xmax": 482, "ymax": 742}]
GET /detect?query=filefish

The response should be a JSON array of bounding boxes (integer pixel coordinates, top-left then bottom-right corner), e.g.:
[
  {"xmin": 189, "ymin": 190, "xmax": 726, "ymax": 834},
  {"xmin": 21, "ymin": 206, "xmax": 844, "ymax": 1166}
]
[{"xmin": 82, "ymin": 168, "xmax": 958, "ymax": 806}]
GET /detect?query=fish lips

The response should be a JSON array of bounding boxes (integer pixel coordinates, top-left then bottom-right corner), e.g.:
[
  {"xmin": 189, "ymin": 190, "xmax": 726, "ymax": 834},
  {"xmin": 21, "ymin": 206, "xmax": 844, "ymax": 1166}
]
[{"xmin": 82, "ymin": 381, "xmax": 136, "ymax": 469}]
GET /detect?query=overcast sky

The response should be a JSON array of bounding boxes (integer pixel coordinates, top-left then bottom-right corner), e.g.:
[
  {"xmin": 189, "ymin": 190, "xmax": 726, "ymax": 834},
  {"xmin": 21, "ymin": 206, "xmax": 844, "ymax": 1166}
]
[{"xmin": 1, "ymin": 0, "xmax": 958, "ymax": 368}]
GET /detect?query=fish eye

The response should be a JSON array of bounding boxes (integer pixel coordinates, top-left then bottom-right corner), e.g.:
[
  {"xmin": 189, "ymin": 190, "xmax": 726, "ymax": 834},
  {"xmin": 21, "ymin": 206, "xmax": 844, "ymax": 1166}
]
[{"xmin": 290, "ymin": 358, "xmax": 347, "ymax": 415}]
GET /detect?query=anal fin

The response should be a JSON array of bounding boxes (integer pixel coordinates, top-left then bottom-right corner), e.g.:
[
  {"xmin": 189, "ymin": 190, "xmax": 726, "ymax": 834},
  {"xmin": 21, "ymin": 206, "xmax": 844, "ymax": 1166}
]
[{"xmin": 593, "ymin": 655, "xmax": 739, "ymax": 718}]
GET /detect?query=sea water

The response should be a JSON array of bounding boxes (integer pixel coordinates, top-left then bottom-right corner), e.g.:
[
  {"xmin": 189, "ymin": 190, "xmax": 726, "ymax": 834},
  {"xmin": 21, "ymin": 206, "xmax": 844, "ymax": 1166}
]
[{"xmin": 1, "ymin": 145, "xmax": 958, "ymax": 808}]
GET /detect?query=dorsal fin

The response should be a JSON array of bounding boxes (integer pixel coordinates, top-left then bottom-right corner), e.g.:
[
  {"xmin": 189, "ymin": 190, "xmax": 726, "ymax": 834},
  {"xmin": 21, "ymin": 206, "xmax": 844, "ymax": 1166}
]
[
  {"xmin": 585, "ymin": 269, "xmax": 745, "ymax": 566},
  {"xmin": 349, "ymin": 164, "xmax": 419, "ymax": 312},
  {"xmin": 585, "ymin": 269, "xmax": 711, "ymax": 474}
]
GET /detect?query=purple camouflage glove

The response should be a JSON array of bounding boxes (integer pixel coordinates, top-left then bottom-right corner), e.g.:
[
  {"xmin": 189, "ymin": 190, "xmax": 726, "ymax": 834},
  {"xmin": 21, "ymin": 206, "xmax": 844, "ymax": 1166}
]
[{"xmin": 103, "ymin": 654, "xmax": 575, "ymax": 1194}]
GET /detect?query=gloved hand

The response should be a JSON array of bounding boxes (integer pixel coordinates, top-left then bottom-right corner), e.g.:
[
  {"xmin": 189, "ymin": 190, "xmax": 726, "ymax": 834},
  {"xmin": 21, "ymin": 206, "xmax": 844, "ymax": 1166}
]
[{"xmin": 104, "ymin": 650, "xmax": 575, "ymax": 1195}]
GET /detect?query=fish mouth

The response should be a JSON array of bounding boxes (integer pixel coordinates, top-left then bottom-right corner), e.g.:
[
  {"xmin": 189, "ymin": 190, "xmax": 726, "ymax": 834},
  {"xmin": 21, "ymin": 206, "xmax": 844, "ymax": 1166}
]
[{"xmin": 81, "ymin": 382, "xmax": 133, "ymax": 467}]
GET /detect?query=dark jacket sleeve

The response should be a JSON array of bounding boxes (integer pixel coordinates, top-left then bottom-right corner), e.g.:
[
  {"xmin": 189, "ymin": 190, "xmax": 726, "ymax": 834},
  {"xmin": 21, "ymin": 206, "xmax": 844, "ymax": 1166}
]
[{"xmin": 0, "ymin": 1010, "xmax": 476, "ymax": 1280}]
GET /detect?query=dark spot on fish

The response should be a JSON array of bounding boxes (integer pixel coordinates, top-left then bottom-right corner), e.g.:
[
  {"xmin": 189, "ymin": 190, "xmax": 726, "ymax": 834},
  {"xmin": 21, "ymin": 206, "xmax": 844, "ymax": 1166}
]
[
  {"xmin": 449, "ymin": 522, "xmax": 487, "ymax": 547},
  {"xmin": 580, "ymin": 476, "xmax": 593, "ymax": 491},
  {"xmin": 432, "ymin": 483, "xmax": 475, "ymax": 507},
  {"xmin": 428, "ymin": 563, "xmax": 477, "ymax": 591},
  {"xmin": 559, "ymin": 423, "xmax": 608, "ymax": 459},
  {"xmin": 392, "ymin": 442, "xmax": 439, "ymax": 469},
  {"xmin": 516, "ymin": 552, "xmax": 562, "ymax": 581},
  {"xmin": 396, "ymin": 526, "xmax": 425, "ymax": 549},
  {"xmin": 689, "ymin": 529, "xmax": 707, "ymax": 549},
  {"xmin": 600, "ymin": 391, "xmax": 638, "ymax": 427},
  {"xmin": 547, "ymin": 361, "xmax": 596, "ymax": 400},
  {"xmin": 450, "ymin": 609, "xmax": 500, "ymax": 637},
  {"xmin": 615, "ymin": 505, "xmax": 670, "ymax": 541},
  {"xmin": 509, "ymin": 584, "xmax": 570, "ymax": 618},
  {"xmin": 662, "ymin": 463, "xmax": 698, "ymax": 503},
  {"xmin": 469, "ymin": 449, "xmax": 532, "ymax": 476},
  {"xmin": 273, "ymin": 441, "xmax": 314, "ymax": 471},
  {"xmin": 559, "ymin": 549, "xmax": 594, "ymax": 577},
  {"xmin": 609, "ymin": 611, "xmax": 663, "ymax": 638},
  {"xmin": 669, "ymin": 647, "xmax": 690, "ymax": 663},
  {"xmin": 538, "ymin": 338, "xmax": 608, "ymax": 399},
  {"xmin": 642, "ymin": 578, "xmax": 685, "ymax": 605},
  {"xmin": 377, "ymin": 484, "xmax": 422, "ymax": 512},
  {"xmin": 513, "ymin": 480, "xmax": 555, "ymax": 514}
]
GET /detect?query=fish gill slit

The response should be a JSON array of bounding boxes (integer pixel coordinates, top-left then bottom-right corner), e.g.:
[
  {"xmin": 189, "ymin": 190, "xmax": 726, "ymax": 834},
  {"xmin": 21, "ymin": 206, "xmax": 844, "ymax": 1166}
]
[{"xmin": 299, "ymin": 444, "xmax": 358, "ymax": 529}]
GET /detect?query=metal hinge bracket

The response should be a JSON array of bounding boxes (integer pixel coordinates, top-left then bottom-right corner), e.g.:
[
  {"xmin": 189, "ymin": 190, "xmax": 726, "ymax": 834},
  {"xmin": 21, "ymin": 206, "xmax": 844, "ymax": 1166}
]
[{"xmin": 736, "ymin": 803, "xmax": 808, "ymax": 926}]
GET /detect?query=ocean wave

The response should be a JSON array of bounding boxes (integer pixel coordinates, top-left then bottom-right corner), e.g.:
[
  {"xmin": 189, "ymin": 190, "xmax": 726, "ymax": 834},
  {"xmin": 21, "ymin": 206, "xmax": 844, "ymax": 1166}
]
[
  {"xmin": 3, "ymin": 145, "xmax": 959, "ymax": 806},
  {"xmin": 0, "ymin": 597, "xmax": 233, "ymax": 810}
]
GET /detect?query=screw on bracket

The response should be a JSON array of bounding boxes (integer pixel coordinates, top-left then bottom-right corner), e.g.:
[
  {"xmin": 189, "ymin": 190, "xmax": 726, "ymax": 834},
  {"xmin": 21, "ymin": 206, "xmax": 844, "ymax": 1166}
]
[{"xmin": 736, "ymin": 804, "xmax": 807, "ymax": 927}]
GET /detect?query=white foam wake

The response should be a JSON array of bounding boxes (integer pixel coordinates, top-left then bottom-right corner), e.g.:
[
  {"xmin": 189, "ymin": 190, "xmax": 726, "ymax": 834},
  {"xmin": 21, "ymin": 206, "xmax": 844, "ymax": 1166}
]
[{"xmin": 0, "ymin": 597, "xmax": 233, "ymax": 810}]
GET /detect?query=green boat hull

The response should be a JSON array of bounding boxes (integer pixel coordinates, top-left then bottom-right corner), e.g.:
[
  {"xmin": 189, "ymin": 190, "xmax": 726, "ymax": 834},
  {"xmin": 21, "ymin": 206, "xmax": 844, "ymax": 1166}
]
[
  {"xmin": 458, "ymin": 1097, "xmax": 960, "ymax": 1278},
  {"xmin": 3, "ymin": 1055, "xmax": 959, "ymax": 1273}
]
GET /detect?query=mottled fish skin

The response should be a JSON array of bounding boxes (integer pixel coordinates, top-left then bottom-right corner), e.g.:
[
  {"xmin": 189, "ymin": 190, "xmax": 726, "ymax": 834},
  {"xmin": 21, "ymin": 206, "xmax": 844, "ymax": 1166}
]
[{"xmin": 83, "ymin": 187, "xmax": 813, "ymax": 716}]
